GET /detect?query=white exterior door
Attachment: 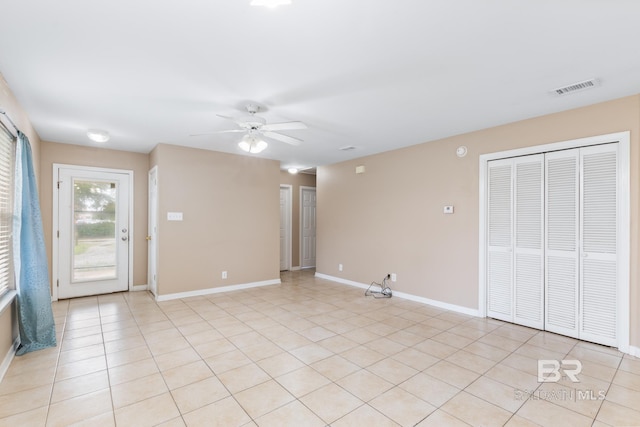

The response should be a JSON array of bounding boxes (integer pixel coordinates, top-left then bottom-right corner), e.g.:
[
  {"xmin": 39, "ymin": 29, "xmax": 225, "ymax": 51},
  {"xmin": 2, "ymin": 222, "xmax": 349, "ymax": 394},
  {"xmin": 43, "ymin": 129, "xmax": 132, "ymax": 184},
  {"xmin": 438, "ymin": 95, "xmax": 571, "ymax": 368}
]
[
  {"xmin": 280, "ymin": 186, "xmax": 291, "ymax": 271},
  {"xmin": 57, "ymin": 166, "xmax": 130, "ymax": 299},
  {"xmin": 301, "ymin": 187, "xmax": 316, "ymax": 268},
  {"xmin": 148, "ymin": 166, "xmax": 158, "ymax": 296}
]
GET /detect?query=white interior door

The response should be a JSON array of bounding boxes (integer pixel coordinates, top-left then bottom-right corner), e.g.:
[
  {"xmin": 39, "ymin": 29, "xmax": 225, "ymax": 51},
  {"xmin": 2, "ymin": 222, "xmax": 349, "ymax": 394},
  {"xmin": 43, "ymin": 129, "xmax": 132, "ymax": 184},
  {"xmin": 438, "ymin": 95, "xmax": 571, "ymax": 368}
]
[
  {"xmin": 57, "ymin": 167, "xmax": 130, "ymax": 299},
  {"xmin": 486, "ymin": 159, "xmax": 513, "ymax": 322},
  {"xmin": 579, "ymin": 144, "xmax": 618, "ymax": 346},
  {"xmin": 545, "ymin": 149, "xmax": 581, "ymax": 338},
  {"xmin": 301, "ymin": 187, "xmax": 316, "ymax": 268},
  {"xmin": 486, "ymin": 155, "xmax": 544, "ymax": 328},
  {"xmin": 513, "ymin": 155, "xmax": 544, "ymax": 329},
  {"xmin": 279, "ymin": 186, "xmax": 291, "ymax": 271},
  {"xmin": 148, "ymin": 166, "xmax": 158, "ymax": 296},
  {"xmin": 481, "ymin": 132, "xmax": 629, "ymax": 352}
]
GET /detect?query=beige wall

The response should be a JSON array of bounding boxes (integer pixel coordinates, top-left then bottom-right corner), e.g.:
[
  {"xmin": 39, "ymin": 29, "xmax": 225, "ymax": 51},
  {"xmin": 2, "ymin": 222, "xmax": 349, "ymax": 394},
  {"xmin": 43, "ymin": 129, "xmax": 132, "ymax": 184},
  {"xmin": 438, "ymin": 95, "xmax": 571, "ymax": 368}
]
[
  {"xmin": 317, "ymin": 94, "xmax": 640, "ymax": 348},
  {"xmin": 150, "ymin": 144, "xmax": 281, "ymax": 296},
  {"xmin": 39, "ymin": 141, "xmax": 150, "ymax": 288},
  {"xmin": 0, "ymin": 73, "xmax": 42, "ymax": 365},
  {"xmin": 280, "ymin": 171, "xmax": 316, "ymax": 268}
]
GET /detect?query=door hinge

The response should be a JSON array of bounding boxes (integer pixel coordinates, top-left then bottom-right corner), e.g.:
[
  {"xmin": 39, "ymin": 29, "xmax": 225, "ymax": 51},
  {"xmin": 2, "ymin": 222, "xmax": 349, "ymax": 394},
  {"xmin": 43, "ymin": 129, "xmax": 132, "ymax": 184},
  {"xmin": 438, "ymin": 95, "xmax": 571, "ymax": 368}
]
[
  {"xmin": 57, "ymin": 181, "xmax": 60, "ymax": 189},
  {"xmin": 57, "ymin": 230, "xmax": 59, "ymax": 238},
  {"xmin": 56, "ymin": 279, "xmax": 59, "ymax": 288}
]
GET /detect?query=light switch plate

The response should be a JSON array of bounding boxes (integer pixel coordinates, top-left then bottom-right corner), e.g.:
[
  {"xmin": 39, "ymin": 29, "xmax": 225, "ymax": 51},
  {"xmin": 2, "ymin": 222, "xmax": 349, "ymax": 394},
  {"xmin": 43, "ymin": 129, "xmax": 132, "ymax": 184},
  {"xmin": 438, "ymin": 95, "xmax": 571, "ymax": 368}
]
[
  {"xmin": 444, "ymin": 206, "xmax": 454, "ymax": 214},
  {"xmin": 167, "ymin": 212, "xmax": 183, "ymax": 221}
]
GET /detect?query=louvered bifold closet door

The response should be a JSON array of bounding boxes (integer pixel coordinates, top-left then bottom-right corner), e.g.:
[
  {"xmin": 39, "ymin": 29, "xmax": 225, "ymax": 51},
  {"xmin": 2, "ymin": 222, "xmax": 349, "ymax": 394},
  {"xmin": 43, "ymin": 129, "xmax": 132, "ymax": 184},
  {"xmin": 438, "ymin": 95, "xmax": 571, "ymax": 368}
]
[
  {"xmin": 513, "ymin": 155, "xmax": 544, "ymax": 329},
  {"xmin": 579, "ymin": 144, "xmax": 618, "ymax": 346},
  {"xmin": 487, "ymin": 159, "xmax": 513, "ymax": 322},
  {"xmin": 545, "ymin": 149, "xmax": 580, "ymax": 338}
]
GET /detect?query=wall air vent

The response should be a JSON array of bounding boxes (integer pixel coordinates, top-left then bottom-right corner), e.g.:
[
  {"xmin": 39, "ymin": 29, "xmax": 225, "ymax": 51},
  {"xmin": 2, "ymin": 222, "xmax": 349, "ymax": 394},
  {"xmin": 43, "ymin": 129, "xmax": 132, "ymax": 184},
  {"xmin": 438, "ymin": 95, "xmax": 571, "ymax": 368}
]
[
  {"xmin": 551, "ymin": 78, "xmax": 600, "ymax": 96},
  {"xmin": 339, "ymin": 146, "xmax": 356, "ymax": 151}
]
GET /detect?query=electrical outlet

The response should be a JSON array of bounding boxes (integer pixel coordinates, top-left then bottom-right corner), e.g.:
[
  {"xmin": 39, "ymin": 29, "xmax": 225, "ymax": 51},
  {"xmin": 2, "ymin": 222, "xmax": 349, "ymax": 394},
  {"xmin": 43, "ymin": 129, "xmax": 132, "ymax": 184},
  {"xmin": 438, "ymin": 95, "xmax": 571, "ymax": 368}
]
[
  {"xmin": 391, "ymin": 273, "xmax": 397, "ymax": 282},
  {"xmin": 222, "ymin": 271, "xmax": 227, "ymax": 279},
  {"xmin": 338, "ymin": 264, "xmax": 343, "ymax": 272}
]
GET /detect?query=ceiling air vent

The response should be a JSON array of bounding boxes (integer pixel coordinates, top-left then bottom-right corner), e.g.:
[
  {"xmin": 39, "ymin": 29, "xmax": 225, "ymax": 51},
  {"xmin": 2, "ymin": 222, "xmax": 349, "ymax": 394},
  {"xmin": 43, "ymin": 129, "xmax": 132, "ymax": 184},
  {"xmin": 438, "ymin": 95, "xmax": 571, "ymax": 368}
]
[
  {"xmin": 339, "ymin": 146, "xmax": 356, "ymax": 151},
  {"xmin": 551, "ymin": 78, "xmax": 599, "ymax": 96}
]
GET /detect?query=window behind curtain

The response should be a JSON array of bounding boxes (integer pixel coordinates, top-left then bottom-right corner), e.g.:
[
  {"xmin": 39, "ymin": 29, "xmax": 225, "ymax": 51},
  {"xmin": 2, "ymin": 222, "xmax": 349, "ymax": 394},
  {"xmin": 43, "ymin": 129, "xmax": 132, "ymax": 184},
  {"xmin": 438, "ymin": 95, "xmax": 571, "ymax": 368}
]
[{"xmin": 0, "ymin": 122, "xmax": 15, "ymax": 297}]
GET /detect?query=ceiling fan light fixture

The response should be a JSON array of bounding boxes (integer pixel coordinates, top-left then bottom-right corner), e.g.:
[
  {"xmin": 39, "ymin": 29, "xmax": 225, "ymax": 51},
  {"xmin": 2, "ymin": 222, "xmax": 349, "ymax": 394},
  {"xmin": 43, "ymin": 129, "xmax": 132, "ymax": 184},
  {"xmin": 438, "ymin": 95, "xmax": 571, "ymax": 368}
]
[
  {"xmin": 239, "ymin": 135, "xmax": 268, "ymax": 154},
  {"xmin": 86, "ymin": 129, "xmax": 110, "ymax": 143},
  {"xmin": 250, "ymin": 0, "xmax": 291, "ymax": 7}
]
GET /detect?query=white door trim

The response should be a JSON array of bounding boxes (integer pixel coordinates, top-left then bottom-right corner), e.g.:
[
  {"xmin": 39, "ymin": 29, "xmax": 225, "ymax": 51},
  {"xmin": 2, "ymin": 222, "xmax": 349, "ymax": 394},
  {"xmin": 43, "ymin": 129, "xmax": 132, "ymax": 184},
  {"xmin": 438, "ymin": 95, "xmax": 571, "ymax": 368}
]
[
  {"xmin": 479, "ymin": 131, "xmax": 630, "ymax": 353},
  {"xmin": 280, "ymin": 185, "xmax": 292, "ymax": 271},
  {"xmin": 52, "ymin": 163, "xmax": 135, "ymax": 301}
]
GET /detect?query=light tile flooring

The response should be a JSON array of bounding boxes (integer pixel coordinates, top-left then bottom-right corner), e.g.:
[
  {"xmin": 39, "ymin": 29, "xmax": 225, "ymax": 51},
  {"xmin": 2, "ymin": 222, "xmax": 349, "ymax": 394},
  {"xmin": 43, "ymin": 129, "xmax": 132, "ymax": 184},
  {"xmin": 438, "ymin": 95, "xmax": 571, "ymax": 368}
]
[{"xmin": 1, "ymin": 270, "xmax": 639, "ymax": 426}]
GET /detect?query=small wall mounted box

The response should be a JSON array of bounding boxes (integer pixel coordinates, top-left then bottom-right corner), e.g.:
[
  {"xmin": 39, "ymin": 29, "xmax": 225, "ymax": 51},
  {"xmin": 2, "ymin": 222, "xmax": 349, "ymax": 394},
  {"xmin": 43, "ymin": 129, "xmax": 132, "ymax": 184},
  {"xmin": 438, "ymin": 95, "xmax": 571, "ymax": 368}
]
[
  {"xmin": 167, "ymin": 212, "xmax": 183, "ymax": 221},
  {"xmin": 443, "ymin": 206, "xmax": 454, "ymax": 214}
]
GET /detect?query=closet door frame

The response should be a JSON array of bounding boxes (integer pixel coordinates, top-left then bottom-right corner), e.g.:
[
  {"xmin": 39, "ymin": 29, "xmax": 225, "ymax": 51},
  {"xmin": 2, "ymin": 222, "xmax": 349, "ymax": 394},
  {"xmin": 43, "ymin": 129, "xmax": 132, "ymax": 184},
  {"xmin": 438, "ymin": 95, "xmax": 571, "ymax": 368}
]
[{"xmin": 478, "ymin": 131, "xmax": 630, "ymax": 354}]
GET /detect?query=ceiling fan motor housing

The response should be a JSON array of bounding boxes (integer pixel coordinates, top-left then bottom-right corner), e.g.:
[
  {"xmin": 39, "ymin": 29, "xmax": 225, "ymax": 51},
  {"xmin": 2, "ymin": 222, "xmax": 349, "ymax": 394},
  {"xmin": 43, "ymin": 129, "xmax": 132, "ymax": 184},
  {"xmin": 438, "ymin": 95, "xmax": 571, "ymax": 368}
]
[{"xmin": 238, "ymin": 115, "xmax": 267, "ymax": 130}]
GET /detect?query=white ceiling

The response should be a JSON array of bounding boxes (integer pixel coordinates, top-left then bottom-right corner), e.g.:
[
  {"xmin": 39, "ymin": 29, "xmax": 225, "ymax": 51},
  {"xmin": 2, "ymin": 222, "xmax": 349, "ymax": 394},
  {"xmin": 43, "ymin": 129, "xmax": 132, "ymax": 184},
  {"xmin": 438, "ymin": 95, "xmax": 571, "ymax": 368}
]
[{"xmin": 1, "ymin": 1, "xmax": 640, "ymax": 171}]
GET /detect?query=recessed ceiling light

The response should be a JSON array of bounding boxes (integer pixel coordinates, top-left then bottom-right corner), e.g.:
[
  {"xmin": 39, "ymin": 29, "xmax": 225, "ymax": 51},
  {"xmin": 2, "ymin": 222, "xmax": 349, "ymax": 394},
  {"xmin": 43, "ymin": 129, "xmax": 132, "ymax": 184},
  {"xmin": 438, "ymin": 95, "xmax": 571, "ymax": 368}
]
[
  {"xmin": 250, "ymin": 0, "xmax": 291, "ymax": 8},
  {"xmin": 87, "ymin": 129, "xmax": 110, "ymax": 143},
  {"xmin": 288, "ymin": 168, "xmax": 299, "ymax": 174}
]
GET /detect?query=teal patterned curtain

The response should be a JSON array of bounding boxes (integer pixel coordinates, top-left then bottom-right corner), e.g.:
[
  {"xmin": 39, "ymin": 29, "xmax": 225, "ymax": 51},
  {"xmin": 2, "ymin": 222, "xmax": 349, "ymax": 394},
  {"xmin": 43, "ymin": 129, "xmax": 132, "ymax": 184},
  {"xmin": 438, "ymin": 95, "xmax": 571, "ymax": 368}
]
[{"xmin": 13, "ymin": 131, "xmax": 56, "ymax": 355}]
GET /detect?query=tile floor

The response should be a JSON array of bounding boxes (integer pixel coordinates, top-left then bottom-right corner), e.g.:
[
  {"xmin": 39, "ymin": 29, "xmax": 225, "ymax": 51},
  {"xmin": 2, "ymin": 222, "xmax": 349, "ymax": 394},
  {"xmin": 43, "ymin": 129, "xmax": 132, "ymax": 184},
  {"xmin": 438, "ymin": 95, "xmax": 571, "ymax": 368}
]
[{"xmin": 1, "ymin": 270, "xmax": 639, "ymax": 426}]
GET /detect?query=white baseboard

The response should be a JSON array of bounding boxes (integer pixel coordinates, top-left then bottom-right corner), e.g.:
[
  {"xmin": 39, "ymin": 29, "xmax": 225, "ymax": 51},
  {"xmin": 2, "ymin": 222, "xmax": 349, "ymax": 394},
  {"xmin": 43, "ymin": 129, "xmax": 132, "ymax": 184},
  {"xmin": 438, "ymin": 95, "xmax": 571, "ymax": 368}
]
[
  {"xmin": 392, "ymin": 290, "xmax": 481, "ymax": 317},
  {"xmin": 132, "ymin": 284, "xmax": 148, "ymax": 292},
  {"xmin": 628, "ymin": 345, "xmax": 640, "ymax": 358},
  {"xmin": 0, "ymin": 337, "xmax": 19, "ymax": 384},
  {"xmin": 155, "ymin": 279, "xmax": 281, "ymax": 302},
  {"xmin": 290, "ymin": 266, "xmax": 301, "ymax": 271},
  {"xmin": 315, "ymin": 273, "xmax": 369, "ymax": 290},
  {"xmin": 315, "ymin": 273, "xmax": 480, "ymax": 317}
]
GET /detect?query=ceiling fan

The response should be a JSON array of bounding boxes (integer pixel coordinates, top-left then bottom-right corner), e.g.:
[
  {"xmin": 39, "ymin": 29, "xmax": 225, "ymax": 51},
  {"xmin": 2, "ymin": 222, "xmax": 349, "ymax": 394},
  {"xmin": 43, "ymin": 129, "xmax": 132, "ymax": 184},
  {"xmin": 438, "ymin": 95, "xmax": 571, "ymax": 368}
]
[{"xmin": 191, "ymin": 104, "xmax": 307, "ymax": 153}]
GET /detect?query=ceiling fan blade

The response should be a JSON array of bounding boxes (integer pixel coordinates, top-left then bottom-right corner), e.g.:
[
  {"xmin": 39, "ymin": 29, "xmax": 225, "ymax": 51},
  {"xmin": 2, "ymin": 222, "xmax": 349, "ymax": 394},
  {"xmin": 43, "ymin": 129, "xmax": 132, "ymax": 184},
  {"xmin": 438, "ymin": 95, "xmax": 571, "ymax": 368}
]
[
  {"xmin": 216, "ymin": 114, "xmax": 250, "ymax": 126},
  {"xmin": 190, "ymin": 129, "xmax": 245, "ymax": 137},
  {"xmin": 261, "ymin": 121, "xmax": 307, "ymax": 132},
  {"xmin": 263, "ymin": 131, "xmax": 302, "ymax": 146},
  {"xmin": 216, "ymin": 114, "xmax": 237, "ymax": 121}
]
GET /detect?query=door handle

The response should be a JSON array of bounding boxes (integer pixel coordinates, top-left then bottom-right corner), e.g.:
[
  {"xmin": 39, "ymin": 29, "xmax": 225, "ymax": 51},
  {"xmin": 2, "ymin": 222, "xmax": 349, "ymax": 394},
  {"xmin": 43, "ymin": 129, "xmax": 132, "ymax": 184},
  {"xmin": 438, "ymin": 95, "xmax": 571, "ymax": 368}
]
[
  {"xmin": 121, "ymin": 236, "xmax": 128, "ymax": 241},
  {"xmin": 146, "ymin": 236, "xmax": 152, "ymax": 241}
]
